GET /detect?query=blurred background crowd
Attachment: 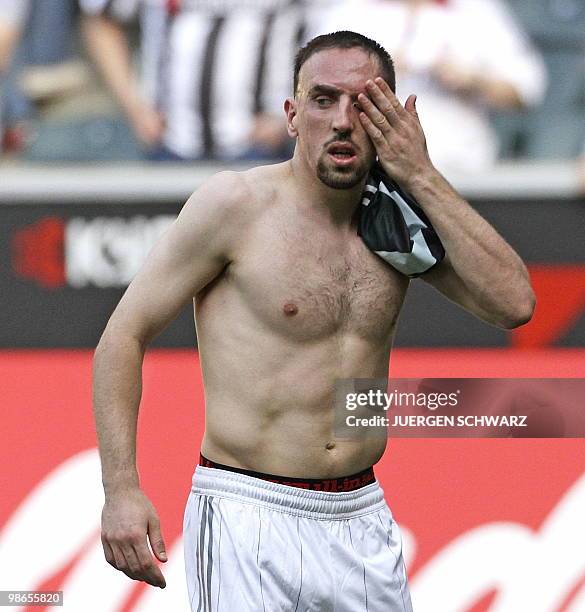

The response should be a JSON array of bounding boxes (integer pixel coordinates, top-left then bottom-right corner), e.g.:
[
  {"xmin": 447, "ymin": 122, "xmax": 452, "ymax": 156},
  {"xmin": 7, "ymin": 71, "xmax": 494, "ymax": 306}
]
[{"xmin": 0, "ymin": 0, "xmax": 584, "ymax": 181}]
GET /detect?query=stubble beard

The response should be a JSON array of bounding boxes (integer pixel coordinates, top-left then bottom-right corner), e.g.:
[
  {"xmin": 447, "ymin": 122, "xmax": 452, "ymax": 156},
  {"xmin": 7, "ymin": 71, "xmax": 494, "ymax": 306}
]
[{"xmin": 316, "ymin": 153, "xmax": 370, "ymax": 190}]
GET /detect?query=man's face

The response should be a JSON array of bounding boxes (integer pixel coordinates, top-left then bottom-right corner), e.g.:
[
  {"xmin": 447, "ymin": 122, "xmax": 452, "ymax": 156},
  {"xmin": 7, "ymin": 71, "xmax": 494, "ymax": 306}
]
[{"xmin": 289, "ymin": 47, "xmax": 380, "ymax": 190}]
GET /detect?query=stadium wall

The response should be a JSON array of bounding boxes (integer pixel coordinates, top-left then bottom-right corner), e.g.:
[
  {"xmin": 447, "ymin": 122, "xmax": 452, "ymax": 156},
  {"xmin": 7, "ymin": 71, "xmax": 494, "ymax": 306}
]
[{"xmin": 1, "ymin": 162, "xmax": 584, "ymax": 348}]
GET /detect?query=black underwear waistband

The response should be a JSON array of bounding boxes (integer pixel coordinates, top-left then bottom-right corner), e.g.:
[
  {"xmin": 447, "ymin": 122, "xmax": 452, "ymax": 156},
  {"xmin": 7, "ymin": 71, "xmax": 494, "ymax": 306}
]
[{"xmin": 199, "ymin": 454, "xmax": 376, "ymax": 492}]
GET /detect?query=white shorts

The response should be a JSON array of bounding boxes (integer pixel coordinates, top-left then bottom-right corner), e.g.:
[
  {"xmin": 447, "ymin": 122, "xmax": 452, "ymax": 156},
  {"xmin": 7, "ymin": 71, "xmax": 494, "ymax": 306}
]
[{"xmin": 183, "ymin": 465, "xmax": 413, "ymax": 611}]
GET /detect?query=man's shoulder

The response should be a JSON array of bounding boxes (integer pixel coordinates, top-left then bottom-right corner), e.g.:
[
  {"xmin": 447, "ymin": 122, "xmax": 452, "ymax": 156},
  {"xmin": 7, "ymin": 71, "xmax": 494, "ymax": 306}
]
[
  {"xmin": 172, "ymin": 163, "xmax": 289, "ymax": 258},
  {"xmin": 237, "ymin": 161, "xmax": 290, "ymax": 195},
  {"xmin": 193, "ymin": 162, "xmax": 289, "ymax": 214}
]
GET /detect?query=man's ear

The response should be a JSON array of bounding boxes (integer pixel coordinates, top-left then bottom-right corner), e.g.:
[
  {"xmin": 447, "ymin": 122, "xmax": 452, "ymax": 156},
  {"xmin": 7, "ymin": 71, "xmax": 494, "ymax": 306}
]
[{"xmin": 284, "ymin": 98, "xmax": 298, "ymax": 137}]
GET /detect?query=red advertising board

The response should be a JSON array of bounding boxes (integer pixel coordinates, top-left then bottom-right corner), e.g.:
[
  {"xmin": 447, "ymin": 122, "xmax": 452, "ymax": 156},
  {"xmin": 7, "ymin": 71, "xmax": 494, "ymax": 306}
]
[{"xmin": 1, "ymin": 349, "xmax": 584, "ymax": 611}]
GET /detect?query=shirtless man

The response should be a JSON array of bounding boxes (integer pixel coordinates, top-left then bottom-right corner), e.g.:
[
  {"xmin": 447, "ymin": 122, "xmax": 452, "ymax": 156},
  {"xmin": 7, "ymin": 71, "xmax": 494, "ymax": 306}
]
[{"xmin": 93, "ymin": 31, "xmax": 535, "ymax": 611}]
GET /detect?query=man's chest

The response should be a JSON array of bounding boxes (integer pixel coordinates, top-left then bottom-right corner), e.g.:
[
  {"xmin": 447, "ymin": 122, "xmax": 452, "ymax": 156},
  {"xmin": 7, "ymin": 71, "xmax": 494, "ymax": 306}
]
[{"xmin": 229, "ymin": 219, "xmax": 410, "ymax": 342}]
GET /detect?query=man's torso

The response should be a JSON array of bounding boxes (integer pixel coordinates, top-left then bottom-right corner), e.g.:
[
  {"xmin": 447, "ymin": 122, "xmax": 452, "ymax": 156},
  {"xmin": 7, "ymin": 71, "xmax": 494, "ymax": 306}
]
[{"xmin": 196, "ymin": 163, "xmax": 410, "ymax": 477}]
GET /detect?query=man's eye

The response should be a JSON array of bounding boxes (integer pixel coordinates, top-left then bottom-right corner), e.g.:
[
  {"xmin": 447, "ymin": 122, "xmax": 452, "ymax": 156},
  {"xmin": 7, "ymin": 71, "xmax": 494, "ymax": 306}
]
[{"xmin": 316, "ymin": 97, "xmax": 332, "ymax": 107}]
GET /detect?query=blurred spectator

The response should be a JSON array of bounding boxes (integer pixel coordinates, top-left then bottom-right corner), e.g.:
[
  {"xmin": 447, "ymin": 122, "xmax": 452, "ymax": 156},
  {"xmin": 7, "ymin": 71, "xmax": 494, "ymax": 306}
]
[
  {"xmin": 312, "ymin": 0, "xmax": 547, "ymax": 175},
  {"xmin": 80, "ymin": 0, "xmax": 305, "ymax": 161},
  {"xmin": 0, "ymin": 1, "xmax": 28, "ymax": 72},
  {"xmin": 504, "ymin": 0, "xmax": 585, "ymax": 161},
  {"xmin": 80, "ymin": 0, "xmax": 166, "ymax": 151},
  {"xmin": 1, "ymin": 0, "xmax": 88, "ymax": 157},
  {"xmin": 0, "ymin": 0, "xmax": 29, "ymax": 146}
]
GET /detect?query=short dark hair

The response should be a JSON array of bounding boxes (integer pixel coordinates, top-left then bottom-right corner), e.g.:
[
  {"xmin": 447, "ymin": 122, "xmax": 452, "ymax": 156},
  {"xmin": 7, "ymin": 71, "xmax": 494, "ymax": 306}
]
[{"xmin": 293, "ymin": 31, "xmax": 395, "ymax": 96}]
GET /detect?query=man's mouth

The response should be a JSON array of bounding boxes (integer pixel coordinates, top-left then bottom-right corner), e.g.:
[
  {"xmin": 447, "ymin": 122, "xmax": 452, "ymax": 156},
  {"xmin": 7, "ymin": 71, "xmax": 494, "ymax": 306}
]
[{"xmin": 327, "ymin": 143, "xmax": 357, "ymax": 165}]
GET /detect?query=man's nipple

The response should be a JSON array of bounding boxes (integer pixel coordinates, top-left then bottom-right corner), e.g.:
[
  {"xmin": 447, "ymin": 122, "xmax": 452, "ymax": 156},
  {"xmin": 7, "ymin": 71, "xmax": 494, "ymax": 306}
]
[{"xmin": 283, "ymin": 302, "xmax": 299, "ymax": 316}]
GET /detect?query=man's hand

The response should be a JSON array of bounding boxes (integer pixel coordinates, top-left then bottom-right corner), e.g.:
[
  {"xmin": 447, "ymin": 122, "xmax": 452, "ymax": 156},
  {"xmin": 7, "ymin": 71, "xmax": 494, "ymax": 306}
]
[
  {"xmin": 357, "ymin": 78, "xmax": 434, "ymax": 190},
  {"xmin": 432, "ymin": 60, "xmax": 523, "ymax": 109},
  {"xmin": 432, "ymin": 60, "xmax": 479, "ymax": 97},
  {"xmin": 101, "ymin": 488, "xmax": 167, "ymax": 588},
  {"xmin": 127, "ymin": 101, "xmax": 165, "ymax": 149}
]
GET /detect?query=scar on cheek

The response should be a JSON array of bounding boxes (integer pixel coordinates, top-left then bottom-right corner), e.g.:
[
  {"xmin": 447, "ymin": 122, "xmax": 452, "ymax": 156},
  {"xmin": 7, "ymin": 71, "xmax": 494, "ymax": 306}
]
[{"xmin": 283, "ymin": 302, "xmax": 299, "ymax": 316}]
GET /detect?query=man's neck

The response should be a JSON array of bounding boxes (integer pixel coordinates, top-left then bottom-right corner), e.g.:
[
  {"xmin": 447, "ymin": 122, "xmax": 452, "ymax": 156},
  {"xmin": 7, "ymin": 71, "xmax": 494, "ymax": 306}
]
[{"xmin": 287, "ymin": 156, "xmax": 366, "ymax": 226}]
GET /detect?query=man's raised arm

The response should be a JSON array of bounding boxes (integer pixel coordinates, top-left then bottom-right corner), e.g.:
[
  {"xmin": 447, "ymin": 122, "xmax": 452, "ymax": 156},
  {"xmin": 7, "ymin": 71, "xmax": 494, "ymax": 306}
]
[
  {"xmin": 93, "ymin": 171, "xmax": 246, "ymax": 588},
  {"xmin": 357, "ymin": 78, "xmax": 535, "ymax": 329}
]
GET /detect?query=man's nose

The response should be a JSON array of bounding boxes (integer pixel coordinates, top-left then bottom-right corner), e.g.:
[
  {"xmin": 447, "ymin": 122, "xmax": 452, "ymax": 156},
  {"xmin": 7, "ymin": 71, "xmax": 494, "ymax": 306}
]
[{"xmin": 332, "ymin": 99, "xmax": 355, "ymax": 134}]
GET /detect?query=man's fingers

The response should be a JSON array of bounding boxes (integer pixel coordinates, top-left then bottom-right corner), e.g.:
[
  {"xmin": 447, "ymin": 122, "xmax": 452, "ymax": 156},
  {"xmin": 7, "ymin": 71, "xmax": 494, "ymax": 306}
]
[
  {"xmin": 102, "ymin": 538, "xmax": 116, "ymax": 567},
  {"xmin": 357, "ymin": 93, "xmax": 391, "ymax": 133},
  {"xmin": 374, "ymin": 77, "xmax": 407, "ymax": 116},
  {"xmin": 104, "ymin": 533, "xmax": 166, "ymax": 588},
  {"xmin": 358, "ymin": 112, "xmax": 386, "ymax": 148},
  {"xmin": 120, "ymin": 541, "xmax": 143, "ymax": 577},
  {"xmin": 365, "ymin": 80, "xmax": 401, "ymax": 126},
  {"xmin": 100, "ymin": 494, "xmax": 166, "ymax": 588},
  {"xmin": 404, "ymin": 94, "xmax": 417, "ymax": 114},
  {"xmin": 148, "ymin": 516, "xmax": 167, "ymax": 563},
  {"xmin": 133, "ymin": 541, "xmax": 167, "ymax": 589},
  {"xmin": 110, "ymin": 544, "xmax": 130, "ymax": 574}
]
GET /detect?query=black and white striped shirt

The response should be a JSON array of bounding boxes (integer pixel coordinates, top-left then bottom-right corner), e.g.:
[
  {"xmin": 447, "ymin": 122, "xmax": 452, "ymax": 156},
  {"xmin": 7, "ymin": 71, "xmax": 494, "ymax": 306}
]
[
  {"xmin": 80, "ymin": 0, "xmax": 306, "ymax": 159},
  {"xmin": 163, "ymin": 0, "xmax": 305, "ymax": 158},
  {"xmin": 79, "ymin": 0, "xmax": 172, "ymax": 106}
]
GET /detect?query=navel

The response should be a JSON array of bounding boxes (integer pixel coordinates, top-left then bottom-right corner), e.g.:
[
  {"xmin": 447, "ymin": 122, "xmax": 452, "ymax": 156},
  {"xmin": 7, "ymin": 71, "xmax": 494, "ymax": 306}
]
[
  {"xmin": 325, "ymin": 441, "xmax": 336, "ymax": 451},
  {"xmin": 283, "ymin": 302, "xmax": 299, "ymax": 316}
]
